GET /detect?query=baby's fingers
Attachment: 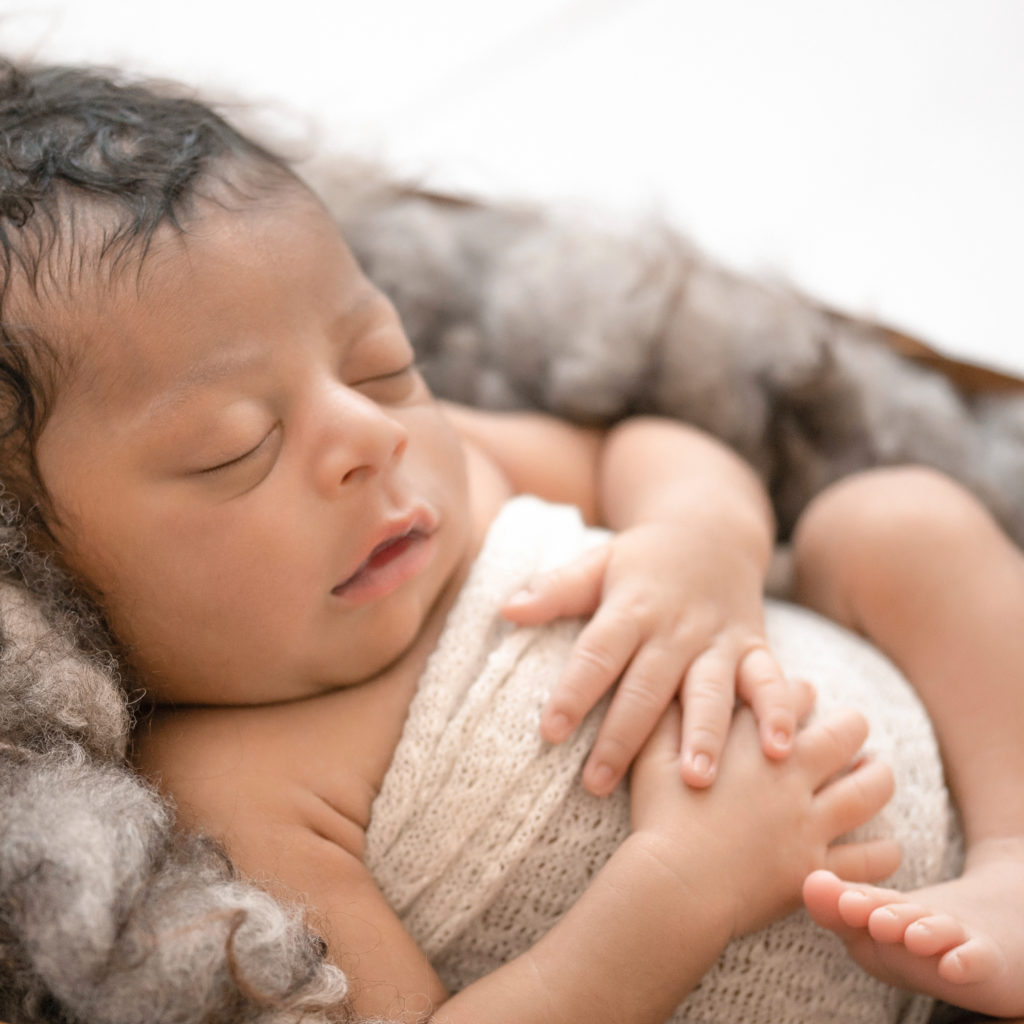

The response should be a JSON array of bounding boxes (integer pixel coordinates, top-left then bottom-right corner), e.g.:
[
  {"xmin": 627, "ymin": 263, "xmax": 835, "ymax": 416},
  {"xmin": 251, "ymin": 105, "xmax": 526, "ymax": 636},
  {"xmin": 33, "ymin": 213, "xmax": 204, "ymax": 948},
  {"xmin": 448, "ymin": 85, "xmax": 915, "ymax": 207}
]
[
  {"xmin": 823, "ymin": 839, "xmax": 902, "ymax": 883},
  {"xmin": 636, "ymin": 699, "xmax": 683, "ymax": 765},
  {"xmin": 501, "ymin": 546, "xmax": 609, "ymax": 625},
  {"xmin": 815, "ymin": 756, "xmax": 895, "ymax": 839},
  {"xmin": 582, "ymin": 643, "xmax": 682, "ymax": 795},
  {"xmin": 795, "ymin": 709, "xmax": 870, "ymax": 787},
  {"xmin": 737, "ymin": 646, "xmax": 801, "ymax": 760},
  {"xmin": 540, "ymin": 605, "xmax": 638, "ymax": 746},
  {"xmin": 680, "ymin": 648, "xmax": 736, "ymax": 788},
  {"xmin": 791, "ymin": 677, "xmax": 818, "ymax": 722}
]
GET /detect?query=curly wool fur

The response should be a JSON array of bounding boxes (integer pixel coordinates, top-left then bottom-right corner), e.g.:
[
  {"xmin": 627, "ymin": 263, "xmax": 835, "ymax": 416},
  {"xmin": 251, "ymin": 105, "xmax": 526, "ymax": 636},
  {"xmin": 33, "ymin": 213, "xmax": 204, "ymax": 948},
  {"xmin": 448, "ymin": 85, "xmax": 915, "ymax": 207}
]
[
  {"xmin": 4, "ymin": 154, "xmax": 1022, "ymax": 1021},
  {"xmin": 0, "ymin": 581, "xmax": 354, "ymax": 1024}
]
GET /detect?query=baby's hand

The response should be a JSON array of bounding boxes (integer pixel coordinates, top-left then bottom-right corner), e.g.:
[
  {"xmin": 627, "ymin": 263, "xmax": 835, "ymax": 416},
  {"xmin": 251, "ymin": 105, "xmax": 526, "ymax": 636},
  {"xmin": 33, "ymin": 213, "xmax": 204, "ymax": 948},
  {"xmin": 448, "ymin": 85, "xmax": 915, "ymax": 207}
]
[
  {"xmin": 503, "ymin": 522, "xmax": 803, "ymax": 795},
  {"xmin": 630, "ymin": 700, "xmax": 900, "ymax": 939}
]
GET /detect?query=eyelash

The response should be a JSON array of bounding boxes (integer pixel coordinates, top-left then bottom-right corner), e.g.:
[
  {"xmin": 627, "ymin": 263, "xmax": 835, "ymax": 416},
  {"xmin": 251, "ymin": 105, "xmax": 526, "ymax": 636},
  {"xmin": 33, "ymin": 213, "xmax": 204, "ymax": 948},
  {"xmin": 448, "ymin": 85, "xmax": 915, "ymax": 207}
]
[
  {"xmin": 199, "ymin": 428, "xmax": 276, "ymax": 475},
  {"xmin": 355, "ymin": 360, "xmax": 417, "ymax": 393}
]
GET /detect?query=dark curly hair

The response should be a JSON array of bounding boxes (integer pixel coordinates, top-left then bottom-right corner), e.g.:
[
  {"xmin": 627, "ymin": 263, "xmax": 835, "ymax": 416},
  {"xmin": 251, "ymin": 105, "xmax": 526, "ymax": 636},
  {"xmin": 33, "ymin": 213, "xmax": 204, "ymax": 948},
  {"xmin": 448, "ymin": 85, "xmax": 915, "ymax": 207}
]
[
  {"xmin": 0, "ymin": 57, "xmax": 298, "ymax": 532},
  {"xmin": 0, "ymin": 62, "xmax": 369, "ymax": 1021},
  {"xmin": 0, "ymin": 56, "xmax": 305, "ymax": 651}
]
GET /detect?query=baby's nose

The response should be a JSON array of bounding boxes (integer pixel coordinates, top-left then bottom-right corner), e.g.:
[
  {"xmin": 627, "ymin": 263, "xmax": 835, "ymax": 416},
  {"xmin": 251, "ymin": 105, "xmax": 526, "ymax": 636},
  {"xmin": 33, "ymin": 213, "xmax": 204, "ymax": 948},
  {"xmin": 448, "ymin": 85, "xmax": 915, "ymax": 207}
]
[{"xmin": 314, "ymin": 387, "xmax": 409, "ymax": 494}]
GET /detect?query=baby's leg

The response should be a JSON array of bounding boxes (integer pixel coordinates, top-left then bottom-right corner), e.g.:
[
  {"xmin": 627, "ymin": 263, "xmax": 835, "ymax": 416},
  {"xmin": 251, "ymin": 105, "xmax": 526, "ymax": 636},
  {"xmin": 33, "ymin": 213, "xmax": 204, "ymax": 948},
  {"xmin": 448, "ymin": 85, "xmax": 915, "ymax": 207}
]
[{"xmin": 792, "ymin": 466, "xmax": 1024, "ymax": 1018}]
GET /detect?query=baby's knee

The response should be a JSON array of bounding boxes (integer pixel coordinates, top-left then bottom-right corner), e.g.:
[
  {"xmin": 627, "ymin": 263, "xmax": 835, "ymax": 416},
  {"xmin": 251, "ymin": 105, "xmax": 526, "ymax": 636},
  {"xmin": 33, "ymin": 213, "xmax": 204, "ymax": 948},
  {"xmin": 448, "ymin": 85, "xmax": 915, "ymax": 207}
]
[
  {"xmin": 798, "ymin": 466, "xmax": 982, "ymax": 544},
  {"xmin": 792, "ymin": 466, "xmax": 983, "ymax": 617}
]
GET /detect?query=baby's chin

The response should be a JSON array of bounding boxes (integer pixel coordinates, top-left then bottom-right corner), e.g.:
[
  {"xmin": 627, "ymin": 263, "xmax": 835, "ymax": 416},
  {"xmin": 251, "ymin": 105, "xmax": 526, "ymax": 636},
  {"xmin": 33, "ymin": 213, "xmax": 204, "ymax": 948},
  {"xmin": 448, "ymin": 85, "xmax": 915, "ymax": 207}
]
[
  {"xmin": 330, "ymin": 605, "xmax": 442, "ymax": 687},
  {"xmin": 318, "ymin": 553, "xmax": 472, "ymax": 692}
]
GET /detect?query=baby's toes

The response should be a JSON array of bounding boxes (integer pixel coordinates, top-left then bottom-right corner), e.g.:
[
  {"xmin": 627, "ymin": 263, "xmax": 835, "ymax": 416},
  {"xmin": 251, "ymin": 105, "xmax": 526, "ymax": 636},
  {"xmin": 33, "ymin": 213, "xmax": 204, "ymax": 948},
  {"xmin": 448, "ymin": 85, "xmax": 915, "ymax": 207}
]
[
  {"xmin": 904, "ymin": 913, "xmax": 969, "ymax": 957},
  {"xmin": 836, "ymin": 884, "xmax": 904, "ymax": 928},
  {"xmin": 938, "ymin": 935, "xmax": 1003, "ymax": 986},
  {"xmin": 866, "ymin": 902, "xmax": 932, "ymax": 944}
]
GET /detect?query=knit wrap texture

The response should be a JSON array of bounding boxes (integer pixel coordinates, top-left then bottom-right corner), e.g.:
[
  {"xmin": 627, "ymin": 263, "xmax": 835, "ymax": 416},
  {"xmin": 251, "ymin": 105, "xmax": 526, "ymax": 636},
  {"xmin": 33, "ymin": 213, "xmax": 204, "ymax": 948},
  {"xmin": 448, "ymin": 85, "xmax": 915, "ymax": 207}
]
[{"xmin": 365, "ymin": 495, "xmax": 959, "ymax": 1024}]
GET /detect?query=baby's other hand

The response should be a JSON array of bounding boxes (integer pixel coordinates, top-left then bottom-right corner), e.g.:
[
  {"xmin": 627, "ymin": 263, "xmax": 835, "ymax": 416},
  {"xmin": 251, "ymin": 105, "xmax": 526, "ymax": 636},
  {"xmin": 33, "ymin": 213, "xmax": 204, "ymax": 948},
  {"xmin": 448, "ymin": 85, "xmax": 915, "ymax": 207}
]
[
  {"xmin": 502, "ymin": 526, "xmax": 805, "ymax": 795},
  {"xmin": 630, "ymin": 699, "xmax": 900, "ymax": 938}
]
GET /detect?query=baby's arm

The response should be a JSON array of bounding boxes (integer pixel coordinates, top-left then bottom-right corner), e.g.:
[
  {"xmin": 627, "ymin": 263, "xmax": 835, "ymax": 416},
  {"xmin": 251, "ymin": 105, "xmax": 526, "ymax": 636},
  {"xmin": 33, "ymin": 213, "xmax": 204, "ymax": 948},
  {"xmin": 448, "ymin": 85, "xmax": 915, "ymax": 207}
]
[
  {"xmin": 557, "ymin": 416, "xmax": 793, "ymax": 793},
  {"xmin": 138, "ymin": 697, "xmax": 896, "ymax": 1024},
  {"xmin": 448, "ymin": 404, "xmax": 799, "ymax": 794}
]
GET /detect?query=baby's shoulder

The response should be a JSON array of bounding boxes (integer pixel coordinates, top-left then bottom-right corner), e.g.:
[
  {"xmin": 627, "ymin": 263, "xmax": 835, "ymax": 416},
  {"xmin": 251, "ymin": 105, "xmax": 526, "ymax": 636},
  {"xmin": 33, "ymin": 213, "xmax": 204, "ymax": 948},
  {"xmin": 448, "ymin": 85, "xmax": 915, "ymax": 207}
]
[{"xmin": 133, "ymin": 690, "xmax": 389, "ymax": 862}]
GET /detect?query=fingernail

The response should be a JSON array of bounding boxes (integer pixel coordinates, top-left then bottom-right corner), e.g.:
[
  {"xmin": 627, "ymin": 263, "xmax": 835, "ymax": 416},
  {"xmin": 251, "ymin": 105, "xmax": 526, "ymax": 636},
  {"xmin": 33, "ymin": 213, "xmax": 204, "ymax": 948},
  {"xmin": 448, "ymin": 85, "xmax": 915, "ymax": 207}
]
[
  {"xmin": 505, "ymin": 587, "xmax": 532, "ymax": 605},
  {"xmin": 773, "ymin": 728, "xmax": 791, "ymax": 749},
  {"xmin": 546, "ymin": 711, "xmax": 572, "ymax": 741},
  {"xmin": 691, "ymin": 752, "xmax": 713, "ymax": 778},
  {"xmin": 590, "ymin": 763, "xmax": 615, "ymax": 794}
]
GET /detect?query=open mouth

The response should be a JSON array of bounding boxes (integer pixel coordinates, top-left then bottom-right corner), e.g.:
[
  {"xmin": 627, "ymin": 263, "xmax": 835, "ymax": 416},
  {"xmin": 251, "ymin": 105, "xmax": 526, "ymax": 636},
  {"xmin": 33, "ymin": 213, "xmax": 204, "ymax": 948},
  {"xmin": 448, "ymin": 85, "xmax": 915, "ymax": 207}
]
[{"xmin": 331, "ymin": 522, "xmax": 434, "ymax": 602}]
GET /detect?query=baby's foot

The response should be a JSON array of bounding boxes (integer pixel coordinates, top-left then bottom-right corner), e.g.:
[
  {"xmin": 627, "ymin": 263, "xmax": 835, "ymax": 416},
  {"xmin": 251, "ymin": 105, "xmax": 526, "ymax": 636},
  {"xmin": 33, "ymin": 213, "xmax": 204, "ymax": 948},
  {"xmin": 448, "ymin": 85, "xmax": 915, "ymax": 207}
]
[{"xmin": 803, "ymin": 838, "xmax": 1024, "ymax": 1019}]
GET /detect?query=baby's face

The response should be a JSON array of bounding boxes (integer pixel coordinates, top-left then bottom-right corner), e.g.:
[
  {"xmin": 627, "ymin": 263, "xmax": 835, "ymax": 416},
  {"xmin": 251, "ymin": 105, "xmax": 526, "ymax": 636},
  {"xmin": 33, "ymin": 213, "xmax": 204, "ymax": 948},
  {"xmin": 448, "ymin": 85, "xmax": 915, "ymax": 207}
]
[{"xmin": 36, "ymin": 187, "xmax": 474, "ymax": 704}]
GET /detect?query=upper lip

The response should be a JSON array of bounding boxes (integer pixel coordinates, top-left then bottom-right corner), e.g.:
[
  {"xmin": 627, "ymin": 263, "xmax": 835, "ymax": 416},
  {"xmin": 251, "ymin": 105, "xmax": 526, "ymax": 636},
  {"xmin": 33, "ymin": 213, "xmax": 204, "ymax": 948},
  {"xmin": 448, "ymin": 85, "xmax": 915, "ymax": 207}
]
[{"xmin": 333, "ymin": 506, "xmax": 436, "ymax": 590}]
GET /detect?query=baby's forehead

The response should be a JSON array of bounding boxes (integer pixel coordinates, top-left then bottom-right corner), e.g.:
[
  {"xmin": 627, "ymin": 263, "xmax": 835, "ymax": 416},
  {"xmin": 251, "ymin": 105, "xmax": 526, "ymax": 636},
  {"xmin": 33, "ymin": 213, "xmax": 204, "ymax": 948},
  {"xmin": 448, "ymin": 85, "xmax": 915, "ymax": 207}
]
[
  {"xmin": 24, "ymin": 181, "xmax": 330, "ymax": 337},
  {"xmin": 6, "ymin": 199, "xmax": 178, "ymax": 349},
  {"xmin": 21, "ymin": 169, "xmax": 319, "ymax": 285},
  {"xmin": 35, "ymin": 187, "xmax": 365, "ymax": 402}
]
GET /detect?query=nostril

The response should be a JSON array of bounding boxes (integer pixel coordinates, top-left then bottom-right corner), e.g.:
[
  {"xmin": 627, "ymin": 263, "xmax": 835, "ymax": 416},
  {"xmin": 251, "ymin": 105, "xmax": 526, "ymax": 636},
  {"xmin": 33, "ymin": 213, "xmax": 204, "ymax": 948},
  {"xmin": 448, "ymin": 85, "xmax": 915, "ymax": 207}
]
[
  {"xmin": 340, "ymin": 464, "xmax": 371, "ymax": 486},
  {"xmin": 327, "ymin": 411, "xmax": 408, "ymax": 491}
]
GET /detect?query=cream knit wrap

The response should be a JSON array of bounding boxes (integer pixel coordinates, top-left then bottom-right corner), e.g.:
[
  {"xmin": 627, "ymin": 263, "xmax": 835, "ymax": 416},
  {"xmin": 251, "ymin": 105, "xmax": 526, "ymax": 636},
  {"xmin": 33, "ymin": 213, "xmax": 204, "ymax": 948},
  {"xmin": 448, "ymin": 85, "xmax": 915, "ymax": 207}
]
[{"xmin": 365, "ymin": 496, "xmax": 958, "ymax": 1023}]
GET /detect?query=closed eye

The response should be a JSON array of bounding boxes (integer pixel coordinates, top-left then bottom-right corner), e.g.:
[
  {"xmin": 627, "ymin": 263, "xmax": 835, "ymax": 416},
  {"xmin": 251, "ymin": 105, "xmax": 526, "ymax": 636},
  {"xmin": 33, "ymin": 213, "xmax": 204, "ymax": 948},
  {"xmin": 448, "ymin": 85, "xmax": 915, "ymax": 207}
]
[
  {"xmin": 353, "ymin": 361, "xmax": 420, "ymax": 402},
  {"xmin": 354, "ymin": 361, "xmax": 415, "ymax": 384},
  {"xmin": 196, "ymin": 425, "xmax": 280, "ymax": 475}
]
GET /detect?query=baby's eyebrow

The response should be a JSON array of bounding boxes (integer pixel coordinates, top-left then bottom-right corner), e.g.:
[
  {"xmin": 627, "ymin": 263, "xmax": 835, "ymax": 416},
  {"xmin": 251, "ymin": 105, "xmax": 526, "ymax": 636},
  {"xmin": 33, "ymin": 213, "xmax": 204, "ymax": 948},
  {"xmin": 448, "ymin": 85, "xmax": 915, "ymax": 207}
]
[
  {"xmin": 136, "ymin": 283, "xmax": 388, "ymax": 426},
  {"xmin": 138, "ymin": 346, "xmax": 270, "ymax": 425}
]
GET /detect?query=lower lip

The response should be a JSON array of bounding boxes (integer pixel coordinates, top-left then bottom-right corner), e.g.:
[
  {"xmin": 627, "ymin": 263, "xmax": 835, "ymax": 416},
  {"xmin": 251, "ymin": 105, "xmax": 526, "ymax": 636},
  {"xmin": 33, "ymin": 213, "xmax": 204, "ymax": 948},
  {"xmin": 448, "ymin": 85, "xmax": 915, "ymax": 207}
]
[{"xmin": 331, "ymin": 531, "xmax": 434, "ymax": 604}]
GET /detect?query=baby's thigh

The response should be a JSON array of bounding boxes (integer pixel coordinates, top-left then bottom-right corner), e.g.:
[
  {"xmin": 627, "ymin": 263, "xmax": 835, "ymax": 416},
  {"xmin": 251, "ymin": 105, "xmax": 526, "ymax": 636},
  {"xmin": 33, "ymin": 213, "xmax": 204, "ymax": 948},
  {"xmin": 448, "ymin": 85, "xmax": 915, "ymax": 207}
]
[{"xmin": 791, "ymin": 466, "xmax": 983, "ymax": 625}]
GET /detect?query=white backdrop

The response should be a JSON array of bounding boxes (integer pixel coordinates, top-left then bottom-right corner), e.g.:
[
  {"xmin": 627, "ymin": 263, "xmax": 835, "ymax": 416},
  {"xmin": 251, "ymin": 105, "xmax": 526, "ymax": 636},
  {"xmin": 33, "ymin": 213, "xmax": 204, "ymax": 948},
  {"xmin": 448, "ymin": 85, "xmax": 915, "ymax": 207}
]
[{"xmin": 3, "ymin": 0, "xmax": 1023, "ymax": 371}]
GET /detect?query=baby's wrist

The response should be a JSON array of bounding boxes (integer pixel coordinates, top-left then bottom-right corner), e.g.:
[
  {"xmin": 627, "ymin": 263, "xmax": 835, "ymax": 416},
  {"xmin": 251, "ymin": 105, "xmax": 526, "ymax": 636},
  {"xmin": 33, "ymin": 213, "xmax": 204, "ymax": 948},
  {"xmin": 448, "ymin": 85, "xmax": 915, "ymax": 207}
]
[{"xmin": 621, "ymin": 830, "xmax": 741, "ymax": 943}]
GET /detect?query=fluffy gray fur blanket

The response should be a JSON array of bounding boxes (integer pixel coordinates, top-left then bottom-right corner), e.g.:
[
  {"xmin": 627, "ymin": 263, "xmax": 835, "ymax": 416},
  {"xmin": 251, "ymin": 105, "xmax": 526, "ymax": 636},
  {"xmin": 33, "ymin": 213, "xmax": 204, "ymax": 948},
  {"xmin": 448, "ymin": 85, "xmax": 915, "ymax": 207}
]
[
  {"xmin": 3, "ymin": 158, "xmax": 1022, "ymax": 1023},
  {"xmin": 325, "ymin": 163, "xmax": 1024, "ymax": 545}
]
